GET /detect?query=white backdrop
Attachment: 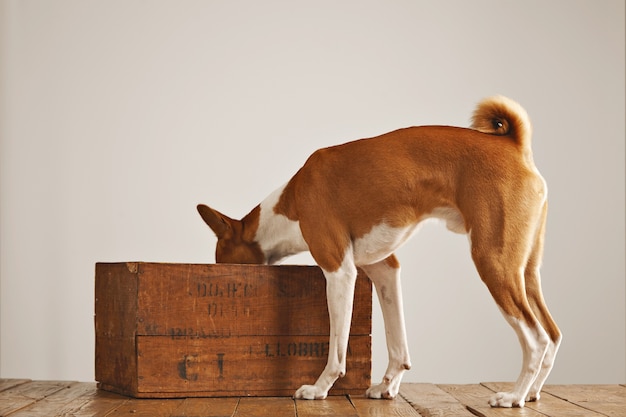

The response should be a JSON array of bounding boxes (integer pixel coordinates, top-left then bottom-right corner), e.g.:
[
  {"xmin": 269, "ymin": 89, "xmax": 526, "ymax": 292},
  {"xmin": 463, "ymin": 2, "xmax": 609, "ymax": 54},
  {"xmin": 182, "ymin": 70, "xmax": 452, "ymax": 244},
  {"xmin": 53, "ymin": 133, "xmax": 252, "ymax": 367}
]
[{"xmin": 1, "ymin": 0, "xmax": 624, "ymax": 386}]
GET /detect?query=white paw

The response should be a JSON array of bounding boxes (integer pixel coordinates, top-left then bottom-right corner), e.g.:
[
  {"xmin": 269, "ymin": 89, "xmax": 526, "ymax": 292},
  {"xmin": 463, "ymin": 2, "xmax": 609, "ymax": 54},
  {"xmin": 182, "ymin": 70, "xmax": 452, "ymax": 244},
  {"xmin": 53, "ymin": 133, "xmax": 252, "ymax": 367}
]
[
  {"xmin": 294, "ymin": 385, "xmax": 328, "ymax": 400},
  {"xmin": 366, "ymin": 382, "xmax": 399, "ymax": 400},
  {"xmin": 489, "ymin": 391, "xmax": 525, "ymax": 408}
]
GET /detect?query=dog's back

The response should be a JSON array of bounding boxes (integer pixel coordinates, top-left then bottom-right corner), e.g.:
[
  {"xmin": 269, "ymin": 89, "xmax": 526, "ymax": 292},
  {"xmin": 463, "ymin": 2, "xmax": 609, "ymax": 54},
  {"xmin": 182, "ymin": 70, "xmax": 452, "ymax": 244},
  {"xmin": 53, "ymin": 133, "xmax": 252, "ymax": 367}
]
[{"xmin": 274, "ymin": 96, "xmax": 543, "ymax": 272}]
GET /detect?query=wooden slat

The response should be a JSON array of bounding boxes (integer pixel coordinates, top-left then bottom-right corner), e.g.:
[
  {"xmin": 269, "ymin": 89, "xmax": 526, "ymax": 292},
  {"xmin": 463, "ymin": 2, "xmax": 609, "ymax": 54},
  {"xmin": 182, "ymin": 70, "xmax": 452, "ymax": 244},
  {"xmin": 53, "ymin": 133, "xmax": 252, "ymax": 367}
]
[
  {"xmin": 351, "ymin": 395, "xmax": 424, "ymax": 416},
  {"xmin": 52, "ymin": 387, "xmax": 130, "ymax": 417},
  {"xmin": 0, "ymin": 380, "xmax": 73, "ymax": 416},
  {"xmin": 233, "ymin": 397, "xmax": 295, "ymax": 417},
  {"xmin": 130, "ymin": 263, "xmax": 372, "ymax": 337},
  {"xmin": 171, "ymin": 397, "xmax": 239, "ymax": 417},
  {"xmin": 400, "ymin": 383, "xmax": 475, "ymax": 417},
  {"xmin": 103, "ymin": 398, "xmax": 184, "ymax": 416},
  {"xmin": 296, "ymin": 396, "xmax": 359, "ymax": 417},
  {"xmin": 0, "ymin": 379, "xmax": 31, "ymax": 392},
  {"xmin": 133, "ymin": 334, "xmax": 370, "ymax": 397},
  {"xmin": 482, "ymin": 382, "xmax": 606, "ymax": 416},
  {"xmin": 5, "ymin": 382, "xmax": 97, "ymax": 417},
  {"xmin": 541, "ymin": 384, "xmax": 626, "ymax": 417},
  {"xmin": 438, "ymin": 384, "xmax": 546, "ymax": 417}
]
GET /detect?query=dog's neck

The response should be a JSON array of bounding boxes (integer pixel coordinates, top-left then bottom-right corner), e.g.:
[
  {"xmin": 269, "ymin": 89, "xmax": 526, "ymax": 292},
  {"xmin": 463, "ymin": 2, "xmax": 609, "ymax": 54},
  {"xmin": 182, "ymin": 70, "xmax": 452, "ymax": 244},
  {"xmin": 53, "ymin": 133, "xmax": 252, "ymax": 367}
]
[{"xmin": 245, "ymin": 184, "xmax": 308, "ymax": 264}]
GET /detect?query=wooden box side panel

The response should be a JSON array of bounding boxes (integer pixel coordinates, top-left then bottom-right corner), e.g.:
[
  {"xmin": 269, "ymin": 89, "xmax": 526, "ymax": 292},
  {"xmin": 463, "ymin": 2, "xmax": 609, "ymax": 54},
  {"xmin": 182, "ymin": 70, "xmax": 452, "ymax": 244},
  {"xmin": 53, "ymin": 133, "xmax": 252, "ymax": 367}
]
[
  {"xmin": 95, "ymin": 262, "xmax": 373, "ymax": 398},
  {"xmin": 134, "ymin": 263, "xmax": 371, "ymax": 338},
  {"xmin": 95, "ymin": 262, "xmax": 140, "ymax": 395},
  {"xmin": 135, "ymin": 335, "xmax": 371, "ymax": 397}
]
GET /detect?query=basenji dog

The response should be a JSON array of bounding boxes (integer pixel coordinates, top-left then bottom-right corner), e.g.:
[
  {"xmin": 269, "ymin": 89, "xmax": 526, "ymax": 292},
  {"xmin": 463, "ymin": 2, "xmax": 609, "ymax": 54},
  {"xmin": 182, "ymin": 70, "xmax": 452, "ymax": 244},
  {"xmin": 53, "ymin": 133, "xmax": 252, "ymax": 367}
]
[{"xmin": 197, "ymin": 96, "xmax": 561, "ymax": 407}]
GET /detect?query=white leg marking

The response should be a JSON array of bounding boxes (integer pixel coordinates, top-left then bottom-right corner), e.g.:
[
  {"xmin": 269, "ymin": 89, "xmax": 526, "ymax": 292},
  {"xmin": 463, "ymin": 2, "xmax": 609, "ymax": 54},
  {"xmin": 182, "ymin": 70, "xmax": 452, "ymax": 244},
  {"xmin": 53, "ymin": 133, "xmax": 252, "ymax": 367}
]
[
  {"xmin": 361, "ymin": 260, "xmax": 411, "ymax": 399},
  {"xmin": 294, "ymin": 252, "xmax": 358, "ymax": 400},
  {"xmin": 489, "ymin": 312, "xmax": 550, "ymax": 408},
  {"xmin": 526, "ymin": 335, "xmax": 561, "ymax": 401}
]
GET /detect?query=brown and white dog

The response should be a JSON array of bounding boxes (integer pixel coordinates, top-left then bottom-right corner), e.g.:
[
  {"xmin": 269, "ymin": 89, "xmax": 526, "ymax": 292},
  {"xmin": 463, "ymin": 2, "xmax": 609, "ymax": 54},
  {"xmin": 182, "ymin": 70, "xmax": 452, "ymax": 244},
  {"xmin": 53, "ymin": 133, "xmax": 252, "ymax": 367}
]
[{"xmin": 197, "ymin": 96, "xmax": 561, "ymax": 407}]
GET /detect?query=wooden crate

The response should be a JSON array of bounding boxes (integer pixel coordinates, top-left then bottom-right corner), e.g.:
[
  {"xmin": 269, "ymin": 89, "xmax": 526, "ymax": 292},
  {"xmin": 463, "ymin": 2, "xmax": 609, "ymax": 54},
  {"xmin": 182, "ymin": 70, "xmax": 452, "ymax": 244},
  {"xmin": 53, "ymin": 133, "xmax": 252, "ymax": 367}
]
[{"xmin": 95, "ymin": 262, "xmax": 372, "ymax": 398}]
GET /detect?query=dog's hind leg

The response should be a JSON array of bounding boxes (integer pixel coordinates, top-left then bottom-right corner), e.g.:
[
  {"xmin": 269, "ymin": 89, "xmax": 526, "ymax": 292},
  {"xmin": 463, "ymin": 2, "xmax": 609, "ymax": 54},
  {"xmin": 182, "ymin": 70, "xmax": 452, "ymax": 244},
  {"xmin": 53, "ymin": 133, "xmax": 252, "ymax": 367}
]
[
  {"xmin": 470, "ymin": 211, "xmax": 550, "ymax": 408},
  {"xmin": 523, "ymin": 203, "xmax": 562, "ymax": 402},
  {"xmin": 361, "ymin": 255, "xmax": 411, "ymax": 399}
]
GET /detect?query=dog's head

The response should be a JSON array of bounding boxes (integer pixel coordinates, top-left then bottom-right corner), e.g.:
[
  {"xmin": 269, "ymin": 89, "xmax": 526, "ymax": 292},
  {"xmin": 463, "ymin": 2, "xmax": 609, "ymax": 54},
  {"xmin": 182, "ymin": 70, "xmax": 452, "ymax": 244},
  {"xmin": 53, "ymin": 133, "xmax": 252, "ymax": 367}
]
[{"xmin": 197, "ymin": 204, "xmax": 265, "ymax": 264}]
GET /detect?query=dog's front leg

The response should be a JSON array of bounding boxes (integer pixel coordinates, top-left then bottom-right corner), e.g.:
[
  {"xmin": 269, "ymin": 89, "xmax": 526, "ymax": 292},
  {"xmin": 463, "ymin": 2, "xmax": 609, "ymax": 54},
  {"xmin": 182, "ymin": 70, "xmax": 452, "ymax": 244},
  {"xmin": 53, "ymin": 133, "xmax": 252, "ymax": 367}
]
[
  {"xmin": 294, "ymin": 261, "xmax": 358, "ymax": 400},
  {"xmin": 361, "ymin": 256, "xmax": 411, "ymax": 399}
]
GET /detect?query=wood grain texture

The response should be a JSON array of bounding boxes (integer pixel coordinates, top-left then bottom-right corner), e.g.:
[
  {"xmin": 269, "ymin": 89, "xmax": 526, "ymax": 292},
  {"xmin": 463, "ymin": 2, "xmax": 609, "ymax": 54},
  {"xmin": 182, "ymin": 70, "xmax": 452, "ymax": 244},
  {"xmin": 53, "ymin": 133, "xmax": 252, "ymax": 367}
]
[
  {"xmin": 171, "ymin": 397, "xmax": 239, "ymax": 417},
  {"xmin": 0, "ymin": 379, "xmax": 30, "ymax": 392},
  {"xmin": 134, "ymin": 334, "xmax": 370, "ymax": 396},
  {"xmin": 95, "ymin": 262, "xmax": 139, "ymax": 395},
  {"xmin": 540, "ymin": 384, "xmax": 626, "ymax": 417},
  {"xmin": 131, "ymin": 263, "xmax": 371, "ymax": 336},
  {"xmin": 296, "ymin": 396, "xmax": 359, "ymax": 417},
  {"xmin": 400, "ymin": 383, "xmax": 474, "ymax": 417},
  {"xmin": 0, "ymin": 381, "xmax": 622, "ymax": 416},
  {"xmin": 103, "ymin": 398, "xmax": 184, "ymax": 417},
  {"xmin": 4, "ymin": 382, "xmax": 96, "ymax": 417},
  {"xmin": 351, "ymin": 395, "xmax": 423, "ymax": 416},
  {"xmin": 0, "ymin": 380, "xmax": 72, "ymax": 416},
  {"xmin": 234, "ymin": 397, "xmax": 295, "ymax": 417},
  {"xmin": 54, "ymin": 386, "xmax": 129, "ymax": 417}
]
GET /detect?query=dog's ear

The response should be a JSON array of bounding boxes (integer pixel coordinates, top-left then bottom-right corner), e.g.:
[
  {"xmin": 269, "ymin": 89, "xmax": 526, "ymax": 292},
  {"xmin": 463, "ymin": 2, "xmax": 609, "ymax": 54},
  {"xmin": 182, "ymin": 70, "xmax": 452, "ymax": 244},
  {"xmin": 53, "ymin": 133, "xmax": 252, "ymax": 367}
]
[{"xmin": 197, "ymin": 204, "xmax": 235, "ymax": 238}]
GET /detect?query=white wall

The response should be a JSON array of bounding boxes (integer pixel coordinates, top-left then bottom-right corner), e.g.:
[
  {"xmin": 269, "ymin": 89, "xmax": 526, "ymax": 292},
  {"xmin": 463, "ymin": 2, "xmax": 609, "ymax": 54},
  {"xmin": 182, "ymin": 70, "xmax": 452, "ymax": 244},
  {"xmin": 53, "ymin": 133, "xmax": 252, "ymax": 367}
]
[{"xmin": 1, "ymin": 0, "xmax": 624, "ymax": 386}]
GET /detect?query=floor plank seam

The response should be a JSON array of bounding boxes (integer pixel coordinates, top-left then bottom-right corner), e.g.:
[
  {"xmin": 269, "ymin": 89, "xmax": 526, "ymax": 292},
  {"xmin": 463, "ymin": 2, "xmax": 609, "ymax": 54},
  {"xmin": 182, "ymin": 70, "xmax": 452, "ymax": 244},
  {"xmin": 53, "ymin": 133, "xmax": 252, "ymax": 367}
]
[
  {"xmin": 398, "ymin": 391, "xmax": 428, "ymax": 417},
  {"xmin": 0, "ymin": 379, "xmax": 32, "ymax": 394},
  {"xmin": 465, "ymin": 405, "xmax": 486, "ymax": 417}
]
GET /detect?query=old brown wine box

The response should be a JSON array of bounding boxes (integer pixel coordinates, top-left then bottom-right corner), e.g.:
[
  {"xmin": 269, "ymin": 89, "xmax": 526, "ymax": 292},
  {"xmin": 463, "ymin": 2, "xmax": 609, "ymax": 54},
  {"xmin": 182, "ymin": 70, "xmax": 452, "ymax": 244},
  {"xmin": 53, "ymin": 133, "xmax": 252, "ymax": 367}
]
[{"xmin": 95, "ymin": 262, "xmax": 372, "ymax": 398}]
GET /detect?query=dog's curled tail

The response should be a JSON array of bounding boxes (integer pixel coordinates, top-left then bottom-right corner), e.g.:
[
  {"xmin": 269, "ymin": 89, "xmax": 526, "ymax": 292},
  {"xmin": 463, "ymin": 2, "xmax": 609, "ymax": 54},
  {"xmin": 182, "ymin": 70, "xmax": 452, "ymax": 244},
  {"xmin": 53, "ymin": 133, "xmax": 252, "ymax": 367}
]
[{"xmin": 471, "ymin": 95, "xmax": 532, "ymax": 152}]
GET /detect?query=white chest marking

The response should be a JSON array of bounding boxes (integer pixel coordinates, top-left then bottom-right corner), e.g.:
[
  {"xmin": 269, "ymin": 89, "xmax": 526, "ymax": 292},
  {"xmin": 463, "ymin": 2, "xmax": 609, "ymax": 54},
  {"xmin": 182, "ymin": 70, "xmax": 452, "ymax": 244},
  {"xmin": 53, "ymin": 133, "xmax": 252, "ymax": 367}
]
[{"xmin": 256, "ymin": 184, "xmax": 309, "ymax": 264}]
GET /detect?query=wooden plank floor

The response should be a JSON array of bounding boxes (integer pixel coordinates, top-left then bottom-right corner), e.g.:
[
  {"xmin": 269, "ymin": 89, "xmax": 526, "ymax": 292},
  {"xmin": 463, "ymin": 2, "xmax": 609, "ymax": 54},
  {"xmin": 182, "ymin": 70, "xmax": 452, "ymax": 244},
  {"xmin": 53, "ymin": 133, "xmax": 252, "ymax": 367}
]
[{"xmin": 0, "ymin": 379, "xmax": 623, "ymax": 416}]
